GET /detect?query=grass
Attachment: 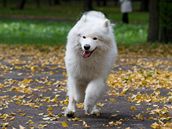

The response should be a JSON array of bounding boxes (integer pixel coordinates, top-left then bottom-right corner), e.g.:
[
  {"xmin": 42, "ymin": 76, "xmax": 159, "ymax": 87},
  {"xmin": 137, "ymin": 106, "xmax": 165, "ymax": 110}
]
[
  {"xmin": 0, "ymin": 20, "xmax": 72, "ymax": 45},
  {"xmin": 0, "ymin": 20, "xmax": 147, "ymax": 46},
  {"xmin": 115, "ymin": 23, "xmax": 147, "ymax": 45},
  {"xmin": 0, "ymin": 1, "xmax": 148, "ymax": 45}
]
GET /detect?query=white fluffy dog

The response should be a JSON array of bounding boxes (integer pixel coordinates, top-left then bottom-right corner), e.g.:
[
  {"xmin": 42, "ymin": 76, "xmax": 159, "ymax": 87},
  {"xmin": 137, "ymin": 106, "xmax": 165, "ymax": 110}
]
[{"xmin": 65, "ymin": 11, "xmax": 118, "ymax": 117}]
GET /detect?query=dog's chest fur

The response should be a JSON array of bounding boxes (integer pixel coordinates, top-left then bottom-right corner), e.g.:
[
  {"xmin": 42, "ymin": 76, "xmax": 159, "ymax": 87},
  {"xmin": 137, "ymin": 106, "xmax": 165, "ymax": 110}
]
[{"xmin": 66, "ymin": 52, "xmax": 108, "ymax": 80}]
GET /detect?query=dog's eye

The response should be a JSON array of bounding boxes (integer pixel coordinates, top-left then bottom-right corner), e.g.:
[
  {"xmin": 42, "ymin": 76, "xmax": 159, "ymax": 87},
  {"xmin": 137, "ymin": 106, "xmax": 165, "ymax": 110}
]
[
  {"xmin": 93, "ymin": 37, "xmax": 97, "ymax": 40},
  {"xmin": 82, "ymin": 36, "xmax": 86, "ymax": 39}
]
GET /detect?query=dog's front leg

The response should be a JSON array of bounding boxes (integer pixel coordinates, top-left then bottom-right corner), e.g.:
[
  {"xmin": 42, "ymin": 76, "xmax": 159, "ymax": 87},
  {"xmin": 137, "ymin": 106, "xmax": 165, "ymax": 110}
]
[
  {"xmin": 84, "ymin": 78, "xmax": 106, "ymax": 114},
  {"xmin": 65, "ymin": 77, "xmax": 76, "ymax": 117}
]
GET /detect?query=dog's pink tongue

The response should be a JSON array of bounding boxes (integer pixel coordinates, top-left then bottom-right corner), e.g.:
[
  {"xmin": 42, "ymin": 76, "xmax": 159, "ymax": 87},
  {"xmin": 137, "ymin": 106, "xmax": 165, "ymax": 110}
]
[{"xmin": 82, "ymin": 51, "xmax": 91, "ymax": 58}]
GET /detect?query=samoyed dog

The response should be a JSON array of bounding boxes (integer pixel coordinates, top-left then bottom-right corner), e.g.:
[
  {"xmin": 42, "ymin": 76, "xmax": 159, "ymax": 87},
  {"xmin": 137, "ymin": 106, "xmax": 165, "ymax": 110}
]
[{"xmin": 65, "ymin": 11, "xmax": 118, "ymax": 117}]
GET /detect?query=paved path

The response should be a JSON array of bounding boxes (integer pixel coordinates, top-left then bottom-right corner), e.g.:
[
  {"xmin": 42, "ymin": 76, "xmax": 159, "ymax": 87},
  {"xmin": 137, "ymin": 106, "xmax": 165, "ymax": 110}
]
[{"xmin": 0, "ymin": 46, "xmax": 171, "ymax": 129}]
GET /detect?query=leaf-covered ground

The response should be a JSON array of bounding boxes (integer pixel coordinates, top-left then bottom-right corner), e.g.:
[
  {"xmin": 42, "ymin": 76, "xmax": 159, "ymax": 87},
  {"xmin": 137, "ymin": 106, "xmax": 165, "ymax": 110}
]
[{"xmin": 0, "ymin": 44, "xmax": 172, "ymax": 129}]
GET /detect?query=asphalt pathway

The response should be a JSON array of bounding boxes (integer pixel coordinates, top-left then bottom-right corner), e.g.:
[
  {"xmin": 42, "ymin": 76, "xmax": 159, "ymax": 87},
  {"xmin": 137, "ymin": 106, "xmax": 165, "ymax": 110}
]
[{"xmin": 0, "ymin": 46, "xmax": 171, "ymax": 129}]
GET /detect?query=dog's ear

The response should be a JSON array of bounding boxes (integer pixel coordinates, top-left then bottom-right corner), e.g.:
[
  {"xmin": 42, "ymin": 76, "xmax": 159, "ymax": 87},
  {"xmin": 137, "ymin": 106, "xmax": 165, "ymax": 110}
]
[
  {"xmin": 80, "ymin": 15, "xmax": 87, "ymax": 22},
  {"xmin": 103, "ymin": 19, "xmax": 110, "ymax": 28}
]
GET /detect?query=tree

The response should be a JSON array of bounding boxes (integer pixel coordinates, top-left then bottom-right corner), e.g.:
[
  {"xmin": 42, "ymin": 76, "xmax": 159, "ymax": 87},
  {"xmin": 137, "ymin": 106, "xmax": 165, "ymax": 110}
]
[
  {"xmin": 96, "ymin": 0, "xmax": 107, "ymax": 6},
  {"xmin": 113, "ymin": 0, "xmax": 118, "ymax": 6},
  {"xmin": 18, "ymin": 0, "xmax": 26, "ymax": 10},
  {"xmin": 54, "ymin": 0, "xmax": 60, "ymax": 5},
  {"xmin": 140, "ymin": 0, "xmax": 149, "ymax": 11},
  {"xmin": 159, "ymin": 0, "xmax": 172, "ymax": 42},
  {"xmin": 147, "ymin": 0, "xmax": 159, "ymax": 42},
  {"xmin": 63, "ymin": 0, "xmax": 70, "ymax": 2},
  {"xmin": 84, "ymin": 0, "xmax": 93, "ymax": 11},
  {"xmin": 36, "ymin": 0, "xmax": 40, "ymax": 7},
  {"xmin": 2, "ymin": 0, "xmax": 7, "ymax": 7},
  {"xmin": 48, "ymin": 0, "xmax": 53, "ymax": 6},
  {"xmin": 147, "ymin": 0, "xmax": 172, "ymax": 43},
  {"xmin": 48, "ymin": 0, "xmax": 60, "ymax": 6}
]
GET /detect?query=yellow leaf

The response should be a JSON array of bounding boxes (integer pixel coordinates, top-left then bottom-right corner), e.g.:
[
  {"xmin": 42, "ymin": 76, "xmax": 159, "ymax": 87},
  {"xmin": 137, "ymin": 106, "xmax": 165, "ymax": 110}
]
[
  {"xmin": 47, "ymin": 106, "xmax": 53, "ymax": 111},
  {"xmin": 51, "ymin": 95, "xmax": 59, "ymax": 103},
  {"xmin": 163, "ymin": 122, "xmax": 172, "ymax": 128},
  {"xmin": 151, "ymin": 122, "xmax": 160, "ymax": 129},
  {"xmin": 26, "ymin": 119, "xmax": 34, "ymax": 125},
  {"xmin": 83, "ymin": 121, "xmax": 90, "ymax": 128},
  {"xmin": 135, "ymin": 113, "xmax": 144, "ymax": 120},
  {"xmin": 30, "ymin": 66, "xmax": 36, "ymax": 72},
  {"xmin": 0, "ymin": 84, "xmax": 4, "ymax": 88},
  {"xmin": 76, "ymin": 103, "xmax": 84, "ymax": 109},
  {"xmin": 130, "ymin": 106, "xmax": 137, "ymax": 111},
  {"xmin": 1, "ymin": 122, "xmax": 9, "ymax": 128},
  {"xmin": 61, "ymin": 121, "xmax": 68, "ymax": 128},
  {"xmin": 97, "ymin": 103, "xmax": 104, "ymax": 107},
  {"xmin": 19, "ymin": 125, "xmax": 25, "ymax": 129},
  {"xmin": 38, "ymin": 124, "xmax": 47, "ymax": 128}
]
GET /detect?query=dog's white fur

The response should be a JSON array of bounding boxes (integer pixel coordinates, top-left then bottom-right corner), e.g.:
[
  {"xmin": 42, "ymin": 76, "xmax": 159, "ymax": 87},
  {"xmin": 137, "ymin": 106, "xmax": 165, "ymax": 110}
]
[{"xmin": 65, "ymin": 11, "xmax": 118, "ymax": 115}]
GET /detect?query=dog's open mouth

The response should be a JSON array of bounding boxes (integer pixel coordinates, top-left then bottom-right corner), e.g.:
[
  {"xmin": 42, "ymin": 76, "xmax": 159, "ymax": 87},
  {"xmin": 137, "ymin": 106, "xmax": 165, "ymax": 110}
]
[{"xmin": 82, "ymin": 49, "xmax": 96, "ymax": 58}]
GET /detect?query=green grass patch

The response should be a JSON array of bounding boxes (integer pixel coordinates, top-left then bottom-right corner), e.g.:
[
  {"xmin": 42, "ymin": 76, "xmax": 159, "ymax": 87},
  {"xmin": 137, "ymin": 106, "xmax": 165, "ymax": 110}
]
[
  {"xmin": 115, "ymin": 23, "xmax": 147, "ymax": 45},
  {"xmin": 0, "ymin": 19, "xmax": 147, "ymax": 45},
  {"xmin": 0, "ymin": 20, "xmax": 72, "ymax": 45},
  {"xmin": 0, "ymin": 1, "xmax": 148, "ymax": 46}
]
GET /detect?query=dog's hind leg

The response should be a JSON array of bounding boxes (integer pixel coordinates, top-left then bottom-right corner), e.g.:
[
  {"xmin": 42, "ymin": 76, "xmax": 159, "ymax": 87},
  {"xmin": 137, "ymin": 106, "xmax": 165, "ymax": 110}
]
[
  {"xmin": 84, "ymin": 78, "xmax": 106, "ymax": 114},
  {"xmin": 73, "ymin": 80, "xmax": 86, "ymax": 103}
]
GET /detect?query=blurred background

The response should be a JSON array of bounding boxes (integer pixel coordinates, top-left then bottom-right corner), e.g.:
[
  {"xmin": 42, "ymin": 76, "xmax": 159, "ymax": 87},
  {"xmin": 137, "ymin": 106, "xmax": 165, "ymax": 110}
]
[{"xmin": 0, "ymin": 0, "xmax": 171, "ymax": 45}]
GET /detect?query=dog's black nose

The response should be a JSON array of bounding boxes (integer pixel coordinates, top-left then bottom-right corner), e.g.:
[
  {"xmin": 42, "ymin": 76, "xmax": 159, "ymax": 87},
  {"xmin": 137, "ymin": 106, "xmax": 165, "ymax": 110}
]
[{"xmin": 84, "ymin": 44, "xmax": 90, "ymax": 50}]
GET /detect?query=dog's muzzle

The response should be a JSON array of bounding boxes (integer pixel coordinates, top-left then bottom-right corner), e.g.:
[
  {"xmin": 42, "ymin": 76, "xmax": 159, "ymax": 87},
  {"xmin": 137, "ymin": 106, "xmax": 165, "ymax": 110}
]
[{"xmin": 81, "ymin": 48, "xmax": 96, "ymax": 58}]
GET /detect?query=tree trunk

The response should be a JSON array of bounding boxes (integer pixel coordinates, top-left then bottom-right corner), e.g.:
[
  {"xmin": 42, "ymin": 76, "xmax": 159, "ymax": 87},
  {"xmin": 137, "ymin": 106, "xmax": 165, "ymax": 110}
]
[
  {"xmin": 54, "ymin": 0, "xmax": 60, "ymax": 5},
  {"xmin": 113, "ymin": 0, "xmax": 118, "ymax": 6},
  {"xmin": 2, "ymin": 0, "xmax": 7, "ymax": 7},
  {"xmin": 48, "ymin": 0, "xmax": 53, "ymax": 6},
  {"xmin": 140, "ymin": 0, "xmax": 149, "ymax": 11},
  {"xmin": 18, "ymin": 0, "xmax": 26, "ymax": 10},
  {"xmin": 84, "ymin": 0, "xmax": 93, "ymax": 11},
  {"xmin": 96, "ymin": 0, "xmax": 101, "ymax": 6},
  {"xmin": 96, "ymin": 0, "xmax": 107, "ymax": 6},
  {"xmin": 102, "ymin": 0, "xmax": 107, "ymax": 6},
  {"xmin": 63, "ymin": 0, "xmax": 70, "ymax": 2},
  {"xmin": 159, "ymin": 0, "xmax": 172, "ymax": 43},
  {"xmin": 147, "ymin": 0, "xmax": 159, "ymax": 42},
  {"xmin": 36, "ymin": 0, "xmax": 40, "ymax": 7}
]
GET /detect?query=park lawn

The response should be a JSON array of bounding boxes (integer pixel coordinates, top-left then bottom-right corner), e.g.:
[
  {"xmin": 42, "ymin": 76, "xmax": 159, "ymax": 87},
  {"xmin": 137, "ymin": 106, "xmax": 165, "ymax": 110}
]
[
  {"xmin": 0, "ymin": 20, "xmax": 71, "ymax": 45},
  {"xmin": 0, "ymin": 19, "xmax": 147, "ymax": 46},
  {"xmin": 0, "ymin": 1, "xmax": 149, "ymax": 45}
]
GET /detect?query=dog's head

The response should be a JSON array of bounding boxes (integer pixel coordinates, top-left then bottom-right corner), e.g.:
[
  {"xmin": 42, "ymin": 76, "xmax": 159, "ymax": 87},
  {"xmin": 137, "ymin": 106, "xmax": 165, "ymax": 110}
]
[{"xmin": 77, "ymin": 17, "xmax": 113, "ymax": 58}]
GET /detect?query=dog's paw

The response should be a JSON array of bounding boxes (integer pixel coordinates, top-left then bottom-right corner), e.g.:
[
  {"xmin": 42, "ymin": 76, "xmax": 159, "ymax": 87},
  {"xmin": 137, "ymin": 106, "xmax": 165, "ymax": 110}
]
[
  {"xmin": 91, "ymin": 107, "xmax": 101, "ymax": 116},
  {"xmin": 64, "ymin": 109, "xmax": 75, "ymax": 118},
  {"xmin": 84, "ymin": 104, "xmax": 94, "ymax": 115}
]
